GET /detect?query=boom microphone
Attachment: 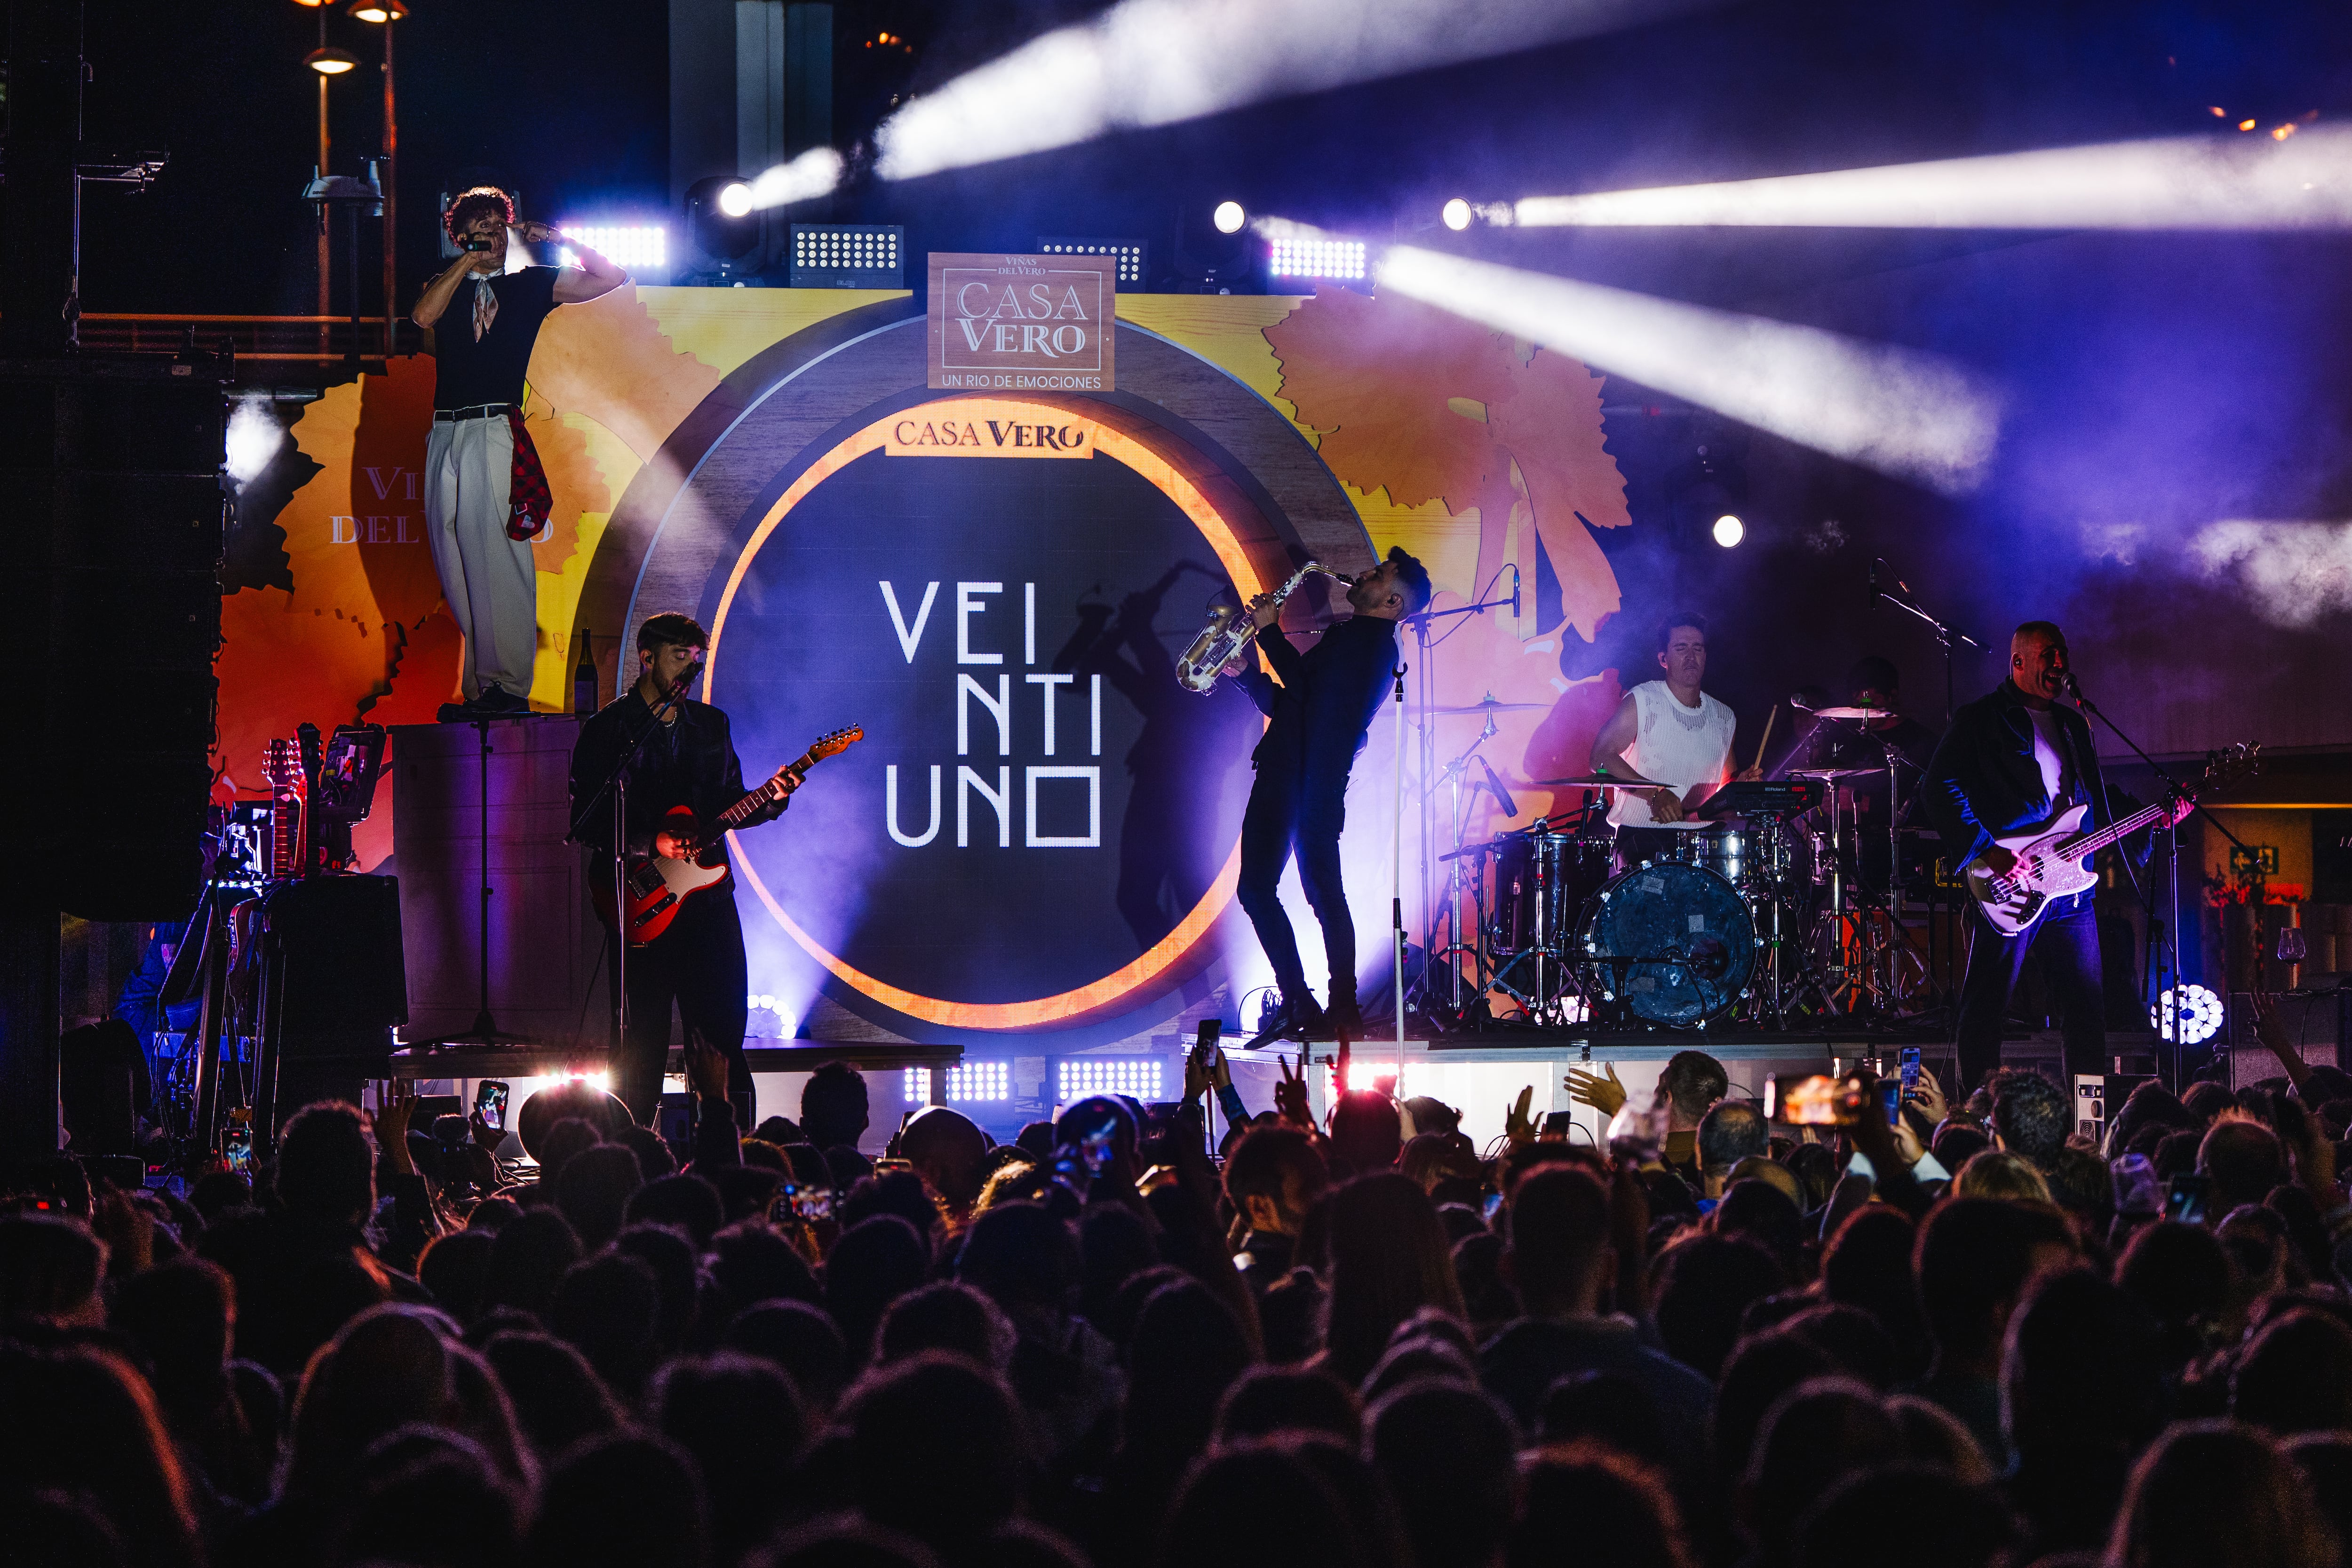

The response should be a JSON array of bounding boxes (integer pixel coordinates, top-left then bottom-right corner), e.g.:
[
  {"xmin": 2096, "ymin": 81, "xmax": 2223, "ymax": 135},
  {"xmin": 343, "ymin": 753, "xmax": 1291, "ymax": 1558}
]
[
  {"xmin": 1510, "ymin": 563, "xmax": 1522, "ymax": 619},
  {"xmin": 1479, "ymin": 756, "xmax": 1518, "ymax": 819},
  {"xmin": 1868, "ymin": 557, "xmax": 1878, "ymax": 610}
]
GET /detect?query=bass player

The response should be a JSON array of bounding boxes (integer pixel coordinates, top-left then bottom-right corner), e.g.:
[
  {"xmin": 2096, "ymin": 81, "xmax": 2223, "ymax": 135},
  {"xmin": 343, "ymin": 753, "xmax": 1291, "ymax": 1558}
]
[
  {"xmin": 569, "ymin": 613, "xmax": 791, "ymax": 1125},
  {"xmin": 1921, "ymin": 621, "xmax": 2185, "ymax": 1090}
]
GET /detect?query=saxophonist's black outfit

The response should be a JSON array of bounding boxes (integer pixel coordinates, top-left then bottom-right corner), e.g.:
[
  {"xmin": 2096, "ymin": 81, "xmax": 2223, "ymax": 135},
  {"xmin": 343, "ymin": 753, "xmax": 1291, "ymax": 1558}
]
[
  {"xmin": 571, "ymin": 688, "xmax": 785, "ymax": 1125},
  {"xmin": 1233, "ymin": 613, "xmax": 1398, "ymax": 1032}
]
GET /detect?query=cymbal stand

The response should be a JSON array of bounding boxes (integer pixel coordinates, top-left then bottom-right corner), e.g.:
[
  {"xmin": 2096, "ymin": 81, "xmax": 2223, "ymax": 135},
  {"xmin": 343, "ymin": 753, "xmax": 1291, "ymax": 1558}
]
[
  {"xmin": 1399, "ymin": 580, "xmax": 1519, "ymax": 1021},
  {"xmin": 1432, "ymin": 711, "xmax": 1507, "ymax": 1018},
  {"xmin": 1870, "ymin": 557, "xmax": 1982, "ymax": 728},
  {"xmin": 1748, "ymin": 811, "xmax": 1840, "ymax": 1027}
]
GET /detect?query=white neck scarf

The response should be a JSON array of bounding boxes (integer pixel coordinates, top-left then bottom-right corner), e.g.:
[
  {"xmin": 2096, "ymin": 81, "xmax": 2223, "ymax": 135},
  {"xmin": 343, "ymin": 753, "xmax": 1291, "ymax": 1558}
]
[{"xmin": 471, "ymin": 273, "xmax": 500, "ymax": 342}]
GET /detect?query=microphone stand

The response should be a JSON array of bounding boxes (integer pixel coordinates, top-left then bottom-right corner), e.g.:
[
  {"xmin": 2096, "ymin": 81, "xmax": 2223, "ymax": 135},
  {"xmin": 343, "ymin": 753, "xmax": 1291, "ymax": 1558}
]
[
  {"xmin": 2067, "ymin": 679, "xmax": 2251, "ymax": 1091},
  {"xmin": 1870, "ymin": 558, "xmax": 1981, "ymax": 725},
  {"xmin": 567, "ymin": 662, "xmax": 702, "ymax": 1082}
]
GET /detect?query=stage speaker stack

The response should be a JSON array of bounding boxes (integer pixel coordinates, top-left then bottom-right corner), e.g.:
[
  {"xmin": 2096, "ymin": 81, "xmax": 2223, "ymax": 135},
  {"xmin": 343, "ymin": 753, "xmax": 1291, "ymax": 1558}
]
[
  {"xmin": 390, "ymin": 717, "xmax": 609, "ymax": 1050},
  {"xmin": 0, "ymin": 0, "xmax": 226, "ymax": 1162},
  {"xmin": 0, "ymin": 366, "xmax": 228, "ymax": 917}
]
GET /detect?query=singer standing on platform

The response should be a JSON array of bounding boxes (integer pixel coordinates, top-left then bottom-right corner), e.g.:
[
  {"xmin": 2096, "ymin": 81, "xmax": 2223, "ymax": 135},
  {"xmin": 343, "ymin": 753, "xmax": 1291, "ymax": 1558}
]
[
  {"xmin": 1232, "ymin": 548, "xmax": 1432, "ymax": 1043},
  {"xmin": 413, "ymin": 187, "xmax": 625, "ymax": 718},
  {"xmin": 1922, "ymin": 621, "xmax": 2176, "ymax": 1091},
  {"xmin": 569, "ymin": 613, "xmax": 789, "ymax": 1126}
]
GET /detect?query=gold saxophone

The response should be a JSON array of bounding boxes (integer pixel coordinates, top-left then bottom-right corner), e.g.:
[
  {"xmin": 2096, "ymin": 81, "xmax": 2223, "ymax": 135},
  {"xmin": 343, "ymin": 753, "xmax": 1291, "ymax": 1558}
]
[{"xmin": 1175, "ymin": 562, "xmax": 1354, "ymax": 694}]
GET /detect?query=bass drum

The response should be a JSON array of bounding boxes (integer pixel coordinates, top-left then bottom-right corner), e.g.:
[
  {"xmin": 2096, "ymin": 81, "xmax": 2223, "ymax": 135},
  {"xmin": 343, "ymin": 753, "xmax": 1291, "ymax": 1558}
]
[{"xmin": 1578, "ymin": 860, "xmax": 1756, "ymax": 1027}]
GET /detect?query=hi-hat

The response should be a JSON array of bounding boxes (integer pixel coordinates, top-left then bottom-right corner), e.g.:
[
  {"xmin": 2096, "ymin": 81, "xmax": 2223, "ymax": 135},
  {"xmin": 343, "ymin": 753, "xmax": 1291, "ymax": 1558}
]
[
  {"xmin": 1805, "ymin": 706, "xmax": 1895, "ymax": 721},
  {"xmin": 1787, "ymin": 766, "xmax": 1880, "ymax": 780},
  {"xmin": 1533, "ymin": 772, "xmax": 1664, "ymax": 790}
]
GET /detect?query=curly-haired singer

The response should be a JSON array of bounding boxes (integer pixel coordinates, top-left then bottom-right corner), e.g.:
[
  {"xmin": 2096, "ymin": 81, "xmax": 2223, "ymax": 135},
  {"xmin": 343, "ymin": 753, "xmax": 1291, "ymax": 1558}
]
[{"xmin": 411, "ymin": 185, "xmax": 625, "ymax": 717}]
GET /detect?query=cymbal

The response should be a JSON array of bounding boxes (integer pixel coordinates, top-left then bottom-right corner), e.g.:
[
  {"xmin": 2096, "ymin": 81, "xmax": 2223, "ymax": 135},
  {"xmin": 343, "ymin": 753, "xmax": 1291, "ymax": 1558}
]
[
  {"xmin": 1533, "ymin": 772, "xmax": 1664, "ymax": 790},
  {"xmin": 1787, "ymin": 767, "xmax": 1881, "ymax": 780},
  {"xmin": 1805, "ymin": 706, "xmax": 1897, "ymax": 721},
  {"xmin": 1423, "ymin": 695, "xmax": 1550, "ymax": 714}
]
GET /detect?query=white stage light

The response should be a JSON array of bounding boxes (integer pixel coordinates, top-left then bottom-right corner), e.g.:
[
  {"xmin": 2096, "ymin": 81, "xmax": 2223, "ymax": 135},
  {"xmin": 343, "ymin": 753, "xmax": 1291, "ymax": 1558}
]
[
  {"xmin": 901, "ymin": 1062, "xmax": 1013, "ymax": 1104},
  {"xmin": 1514, "ymin": 124, "xmax": 2352, "ymax": 231},
  {"xmin": 1375, "ymin": 245, "xmax": 2002, "ymax": 495},
  {"xmin": 1213, "ymin": 200, "xmax": 1247, "ymax": 234},
  {"xmin": 874, "ymin": 0, "xmax": 1717, "ymax": 182},
  {"xmin": 2152, "ymin": 984, "xmax": 2224, "ymax": 1045},
  {"xmin": 1056, "ymin": 1057, "xmax": 1164, "ymax": 1103},
  {"xmin": 1263, "ymin": 224, "xmax": 1367, "ymax": 280},
  {"xmin": 1441, "ymin": 198, "xmax": 1472, "ymax": 231},
  {"xmin": 224, "ymin": 395, "xmax": 284, "ymax": 487},
  {"xmin": 1255, "ymin": 215, "xmax": 1368, "ymax": 280},
  {"xmin": 556, "ymin": 225, "xmax": 666, "ymax": 270},
  {"xmin": 717, "ymin": 181, "xmax": 755, "ymax": 218},
  {"xmin": 1712, "ymin": 514, "xmax": 1745, "ymax": 547}
]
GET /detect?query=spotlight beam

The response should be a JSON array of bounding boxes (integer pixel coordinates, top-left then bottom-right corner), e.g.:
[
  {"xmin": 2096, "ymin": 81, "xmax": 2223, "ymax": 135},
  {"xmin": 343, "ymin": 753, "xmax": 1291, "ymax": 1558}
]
[
  {"xmin": 874, "ymin": 0, "xmax": 1721, "ymax": 183},
  {"xmin": 735, "ymin": 147, "xmax": 847, "ymax": 213},
  {"xmin": 1513, "ymin": 125, "xmax": 2352, "ymax": 231},
  {"xmin": 1374, "ymin": 245, "xmax": 2001, "ymax": 495}
]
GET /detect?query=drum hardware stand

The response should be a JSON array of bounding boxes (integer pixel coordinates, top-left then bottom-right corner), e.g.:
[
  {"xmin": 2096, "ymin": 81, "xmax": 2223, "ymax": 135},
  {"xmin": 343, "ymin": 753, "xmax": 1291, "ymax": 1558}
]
[
  {"xmin": 1398, "ymin": 573, "xmax": 1524, "ymax": 1025},
  {"xmin": 1430, "ymin": 711, "xmax": 1520, "ymax": 1019}
]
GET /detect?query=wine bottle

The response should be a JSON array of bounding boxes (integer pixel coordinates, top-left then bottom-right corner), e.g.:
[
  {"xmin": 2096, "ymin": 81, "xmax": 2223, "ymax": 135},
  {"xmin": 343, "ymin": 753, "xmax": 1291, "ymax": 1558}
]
[{"xmin": 573, "ymin": 629, "xmax": 597, "ymax": 716}]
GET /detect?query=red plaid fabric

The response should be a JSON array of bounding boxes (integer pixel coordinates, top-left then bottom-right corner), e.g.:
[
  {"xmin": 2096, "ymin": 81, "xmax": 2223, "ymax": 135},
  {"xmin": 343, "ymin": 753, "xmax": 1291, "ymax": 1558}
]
[{"xmin": 506, "ymin": 408, "xmax": 552, "ymax": 541}]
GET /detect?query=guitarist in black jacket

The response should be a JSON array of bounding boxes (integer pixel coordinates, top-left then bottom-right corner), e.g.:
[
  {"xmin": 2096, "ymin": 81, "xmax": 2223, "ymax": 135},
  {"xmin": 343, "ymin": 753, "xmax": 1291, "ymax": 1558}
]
[
  {"xmin": 570, "ymin": 612, "xmax": 790, "ymax": 1125},
  {"xmin": 1922, "ymin": 621, "xmax": 2160, "ymax": 1091}
]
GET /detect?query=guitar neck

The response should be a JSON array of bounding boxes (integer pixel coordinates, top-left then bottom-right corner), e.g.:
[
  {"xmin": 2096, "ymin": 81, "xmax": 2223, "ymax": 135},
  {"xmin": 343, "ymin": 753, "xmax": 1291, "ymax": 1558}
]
[
  {"xmin": 712, "ymin": 748, "xmax": 816, "ymax": 831},
  {"xmin": 2055, "ymin": 799, "xmax": 2170, "ymax": 861}
]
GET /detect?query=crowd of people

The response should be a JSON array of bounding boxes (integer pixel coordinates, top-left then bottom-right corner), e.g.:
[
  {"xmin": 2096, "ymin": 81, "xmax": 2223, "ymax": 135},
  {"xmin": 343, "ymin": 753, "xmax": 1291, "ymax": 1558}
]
[{"xmin": 6, "ymin": 1024, "xmax": 2352, "ymax": 1568}]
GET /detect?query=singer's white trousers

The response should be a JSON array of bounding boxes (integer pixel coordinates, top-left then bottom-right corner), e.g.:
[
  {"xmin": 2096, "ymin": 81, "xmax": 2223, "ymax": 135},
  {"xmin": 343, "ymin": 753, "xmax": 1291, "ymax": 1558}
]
[{"xmin": 424, "ymin": 413, "xmax": 539, "ymax": 701}]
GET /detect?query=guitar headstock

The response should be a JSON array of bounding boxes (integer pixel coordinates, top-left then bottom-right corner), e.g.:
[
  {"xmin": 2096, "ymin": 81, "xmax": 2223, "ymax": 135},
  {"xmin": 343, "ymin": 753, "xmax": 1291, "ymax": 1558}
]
[
  {"xmin": 2201, "ymin": 741, "xmax": 2262, "ymax": 793},
  {"xmin": 810, "ymin": 725, "xmax": 865, "ymax": 760}
]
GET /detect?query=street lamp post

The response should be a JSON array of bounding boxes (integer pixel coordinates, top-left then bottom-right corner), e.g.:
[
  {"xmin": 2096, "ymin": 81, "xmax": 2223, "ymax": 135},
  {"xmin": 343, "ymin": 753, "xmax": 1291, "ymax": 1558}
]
[
  {"xmin": 351, "ymin": 0, "xmax": 408, "ymax": 361},
  {"xmin": 303, "ymin": 10, "xmax": 358, "ymax": 360}
]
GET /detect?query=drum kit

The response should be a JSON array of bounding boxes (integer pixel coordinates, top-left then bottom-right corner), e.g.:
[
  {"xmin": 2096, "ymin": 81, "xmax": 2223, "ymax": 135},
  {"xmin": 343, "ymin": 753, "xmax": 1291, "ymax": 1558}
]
[{"xmin": 1422, "ymin": 703, "xmax": 1943, "ymax": 1033}]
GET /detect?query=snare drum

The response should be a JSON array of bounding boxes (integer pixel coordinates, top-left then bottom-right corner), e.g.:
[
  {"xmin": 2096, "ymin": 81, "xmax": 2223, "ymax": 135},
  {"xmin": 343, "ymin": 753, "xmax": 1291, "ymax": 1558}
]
[{"xmin": 1578, "ymin": 860, "xmax": 1756, "ymax": 1027}]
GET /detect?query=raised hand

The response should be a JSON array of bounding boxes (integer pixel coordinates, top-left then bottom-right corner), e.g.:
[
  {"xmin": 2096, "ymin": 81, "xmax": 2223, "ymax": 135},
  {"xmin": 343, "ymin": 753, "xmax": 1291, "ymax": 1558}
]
[
  {"xmin": 1504, "ymin": 1085, "xmax": 1538, "ymax": 1146},
  {"xmin": 374, "ymin": 1088, "xmax": 421, "ymax": 1176},
  {"xmin": 1905, "ymin": 1064, "xmax": 1948, "ymax": 1127},
  {"xmin": 1564, "ymin": 1062, "xmax": 1628, "ymax": 1120},
  {"xmin": 1274, "ymin": 1050, "xmax": 1314, "ymax": 1129}
]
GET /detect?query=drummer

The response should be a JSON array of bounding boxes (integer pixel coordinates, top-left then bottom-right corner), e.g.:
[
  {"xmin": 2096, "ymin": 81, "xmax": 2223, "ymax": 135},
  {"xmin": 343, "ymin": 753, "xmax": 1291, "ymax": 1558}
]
[{"xmin": 1588, "ymin": 611, "xmax": 1758, "ymax": 868}]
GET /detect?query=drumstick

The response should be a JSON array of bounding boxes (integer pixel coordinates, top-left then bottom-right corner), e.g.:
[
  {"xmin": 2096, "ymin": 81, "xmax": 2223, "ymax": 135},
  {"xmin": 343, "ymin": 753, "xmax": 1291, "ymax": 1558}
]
[{"xmin": 1751, "ymin": 704, "xmax": 1779, "ymax": 772}]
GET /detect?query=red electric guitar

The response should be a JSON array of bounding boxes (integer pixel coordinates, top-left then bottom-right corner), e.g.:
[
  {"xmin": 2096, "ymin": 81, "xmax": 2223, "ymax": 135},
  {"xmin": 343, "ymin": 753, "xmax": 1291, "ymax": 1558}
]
[{"xmin": 596, "ymin": 725, "xmax": 863, "ymax": 946}]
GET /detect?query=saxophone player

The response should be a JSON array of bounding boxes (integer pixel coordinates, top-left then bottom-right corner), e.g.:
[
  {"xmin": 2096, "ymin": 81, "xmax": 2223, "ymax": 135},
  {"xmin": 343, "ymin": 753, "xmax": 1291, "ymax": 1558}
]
[{"xmin": 1231, "ymin": 547, "xmax": 1432, "ymax": 1043}]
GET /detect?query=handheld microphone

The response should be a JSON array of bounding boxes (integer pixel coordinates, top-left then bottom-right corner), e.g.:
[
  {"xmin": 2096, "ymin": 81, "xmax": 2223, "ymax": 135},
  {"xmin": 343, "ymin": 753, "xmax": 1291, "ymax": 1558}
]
[
  {"xmin": 1479, "ymin": 756, "xmax": 1518, "ymax": 820},
  {"xmin": 1510, "ymin": 563, "xmax": 1522, "ymax": 619}
]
